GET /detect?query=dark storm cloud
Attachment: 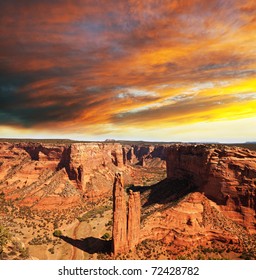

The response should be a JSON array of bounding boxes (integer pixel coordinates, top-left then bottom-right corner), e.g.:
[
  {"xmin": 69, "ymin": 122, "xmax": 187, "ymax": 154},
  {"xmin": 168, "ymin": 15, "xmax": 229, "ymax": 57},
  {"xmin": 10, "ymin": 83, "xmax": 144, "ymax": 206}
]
[{"xmin": 0, "ymin": 0, "xmax": 255, "ymax": 132}]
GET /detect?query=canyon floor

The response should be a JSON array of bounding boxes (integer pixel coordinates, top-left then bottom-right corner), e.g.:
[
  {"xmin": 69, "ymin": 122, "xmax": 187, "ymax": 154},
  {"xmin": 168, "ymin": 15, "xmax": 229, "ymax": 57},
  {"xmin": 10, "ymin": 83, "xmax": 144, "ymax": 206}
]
[
  {"xmin": 0, "ymin": 140, "xmax": 256, "ymax": 260},
  {"xmin": 0, "ymin": 170, "xmax": 166, "ymax": 260}
]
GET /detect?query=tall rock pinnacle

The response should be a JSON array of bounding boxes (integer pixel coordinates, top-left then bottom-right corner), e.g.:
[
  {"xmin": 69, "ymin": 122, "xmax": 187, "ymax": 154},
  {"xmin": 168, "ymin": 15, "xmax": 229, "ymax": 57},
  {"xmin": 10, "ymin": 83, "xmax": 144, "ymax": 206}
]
[
  {"xmin": 127, "ymin": 190, "xmax": 141, "ymax": 250},
  {"xmin": 112, "ymin": 173, "xmax": 127, "ymax": 255},
  {"xmin": 112, "ymin": 173, "xmax": 141, "ymax": 255}
]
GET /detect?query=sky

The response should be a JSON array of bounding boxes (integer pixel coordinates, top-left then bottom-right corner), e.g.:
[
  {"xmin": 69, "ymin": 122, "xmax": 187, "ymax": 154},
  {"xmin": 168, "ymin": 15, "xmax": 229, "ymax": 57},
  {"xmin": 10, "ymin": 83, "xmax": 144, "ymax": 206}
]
[{"xmin": 0, "ymin": 0, "xmax": 256, "ymax": 143}]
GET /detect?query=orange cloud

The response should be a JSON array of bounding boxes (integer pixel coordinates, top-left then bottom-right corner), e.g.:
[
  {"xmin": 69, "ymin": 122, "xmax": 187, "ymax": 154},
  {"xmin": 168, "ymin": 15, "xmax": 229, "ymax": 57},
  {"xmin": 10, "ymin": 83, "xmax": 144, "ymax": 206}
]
[{"xmin": 0, "ymin": 0, "xmax": 255, "ymax": 141}]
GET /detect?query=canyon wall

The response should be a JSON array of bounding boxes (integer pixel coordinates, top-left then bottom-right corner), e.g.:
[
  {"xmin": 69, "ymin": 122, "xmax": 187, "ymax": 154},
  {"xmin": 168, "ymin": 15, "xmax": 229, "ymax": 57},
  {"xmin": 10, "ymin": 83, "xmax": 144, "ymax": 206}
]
[
  {"xmin": 0, "ymin": 142, "xmax": 126, "ymax": 209},
  {"xmin": 166, "ymin": 144, "xmax": 256, "ymax": 232},
  {"xmin": 0, "ymin": 141, "xmax": 165, "ymax": 209},
  {"xmin": 123, "ymin": 144, "xmax": 167, "ymax": 168},
  {"xmin": 139, "ymin": 144, "xmax": 256, "ymax": 248}
]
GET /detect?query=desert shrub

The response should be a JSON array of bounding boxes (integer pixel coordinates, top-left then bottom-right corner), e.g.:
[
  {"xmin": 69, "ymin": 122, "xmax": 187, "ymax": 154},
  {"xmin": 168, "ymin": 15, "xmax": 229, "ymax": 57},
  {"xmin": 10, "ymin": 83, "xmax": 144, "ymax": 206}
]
[
  {"xmin": 78, "ymin": 205, "xmax": 112, "ymax": 222},
  {"xmin": 19, "ymin": 247, "xmax": 29, "ymax": 259},
  {"xmin": 101, "ymin": 233, "xmax": 110, "ymax": 240},
  {"xmin": 53, "ymin": 220, "xmax": 59, "ymax": 230},
  {"xmin": 53, "ymin": 230, "xmax": 62, "ymax": 237},
  {"xmin": 105, "ymin": 220, "xmax": 113, "ymax": 227},
  {"xmin": 48, "ymin": 247, "xmax": 55, "ymax": 254},
  {"xmin": 240, "ymin": 250, "xmax": 255, "ymax": 260},
  {"xmin": 0, "ymin": 225, "xmax": 10, "ymax": 253}
]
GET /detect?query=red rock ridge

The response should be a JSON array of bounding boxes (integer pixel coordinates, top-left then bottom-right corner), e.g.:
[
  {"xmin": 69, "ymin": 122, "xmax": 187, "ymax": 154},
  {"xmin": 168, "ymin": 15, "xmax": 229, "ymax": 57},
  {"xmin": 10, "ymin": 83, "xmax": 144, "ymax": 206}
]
[{"xmin": 166, "ymin": 144, "xmax": 256, "ymax": 232}]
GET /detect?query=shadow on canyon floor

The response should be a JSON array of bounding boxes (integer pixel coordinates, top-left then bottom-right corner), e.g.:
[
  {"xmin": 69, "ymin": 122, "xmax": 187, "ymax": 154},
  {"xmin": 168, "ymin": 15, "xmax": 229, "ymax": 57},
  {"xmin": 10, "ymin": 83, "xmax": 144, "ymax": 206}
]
[
  {"xmin": 128, "ymin": 177, "xmax": 197, "ymax": 207},
  {"xmin": 60, "ymin": 236, "xmax": 112, "ymax": 254}
]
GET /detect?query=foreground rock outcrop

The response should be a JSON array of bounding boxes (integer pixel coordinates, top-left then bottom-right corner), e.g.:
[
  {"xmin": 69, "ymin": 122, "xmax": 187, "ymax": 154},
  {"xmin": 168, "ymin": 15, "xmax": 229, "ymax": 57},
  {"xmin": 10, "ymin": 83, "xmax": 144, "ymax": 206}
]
[{"xmin": 166, "ymin": 144, "xmax": 256, "ymax": 232}]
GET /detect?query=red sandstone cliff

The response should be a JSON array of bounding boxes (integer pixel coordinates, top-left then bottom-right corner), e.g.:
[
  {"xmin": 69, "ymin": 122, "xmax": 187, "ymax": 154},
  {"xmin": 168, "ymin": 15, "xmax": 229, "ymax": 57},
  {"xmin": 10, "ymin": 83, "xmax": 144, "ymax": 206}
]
[
  {"xmin": 65, "ymin": 143, "xmax": 124, "ymax": 197},
  {"xmin": 0, "ymin": 142, "xmax": 126, "ymax": 209},
  {"xmin": 133, "ymin": 144, "xmax": 256, "ymax": 258},
  {"xmin": 1, "ymin": 140, "xmax": 256, "ymax": 258},
  {"xmin": 0, "ymin": 141, "xmax": 166, "ymax": 209},
  {"xmin": 166, "ymin": 144, "xmax": 256, "ymax": 232},
  {"xmin": 123, "ymin": 145, "xmax": 167, "ymax": 168}
]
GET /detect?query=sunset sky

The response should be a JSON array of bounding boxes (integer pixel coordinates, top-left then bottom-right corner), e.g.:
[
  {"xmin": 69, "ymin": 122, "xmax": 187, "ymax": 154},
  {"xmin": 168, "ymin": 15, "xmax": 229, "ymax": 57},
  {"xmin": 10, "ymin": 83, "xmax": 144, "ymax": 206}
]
[{"xmin": 0, "ymin": 0, "xmax": 256, "ymax": 142}]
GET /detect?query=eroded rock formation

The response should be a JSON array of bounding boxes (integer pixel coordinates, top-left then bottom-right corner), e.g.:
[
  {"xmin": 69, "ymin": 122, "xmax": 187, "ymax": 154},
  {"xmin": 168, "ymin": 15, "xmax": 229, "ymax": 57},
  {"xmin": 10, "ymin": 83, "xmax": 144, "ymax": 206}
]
[
  {"xmin": 0, "ymin": 141, "xmax": 166, "ymax": 210},
  {"xmin": 166, "ymin": 144, "xmax": 256, "ymax": 232},
  {"xmin": 112, "ymin": 173, "xmax": 127, "ymax": 255},
  {"xmin": 140, "ymin": 191, "xmax": 242, "ymax": 246},
  {"xmin": 112, "ymin": 173, "xmax": 141, "ymax": 255},
  {"xmin": 127, "ymin": 190, "xmax": 141, "ymax": 250},
  {"xmin": 1, "ymin": 140, "xmax": 256, "ymax": 259},
  {"xmin": 0, "ymin": 142, "xmax": 126, "ymax": 209},
  {"xmin": 136, "ymin": 144, "xmax": 256, "ymax": 258},
  {"xmin": 123, "ymin": 145, "xmax": 167, "ymax": 168}
]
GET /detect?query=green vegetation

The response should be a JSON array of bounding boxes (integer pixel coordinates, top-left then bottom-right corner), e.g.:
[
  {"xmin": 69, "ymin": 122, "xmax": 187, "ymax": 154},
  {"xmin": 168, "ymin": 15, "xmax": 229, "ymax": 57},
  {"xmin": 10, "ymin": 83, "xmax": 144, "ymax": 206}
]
[
  {"xmin": 240, "ymin": 249, "xmax": 255, "ymax": 260},
  {"xmin": 77, "ymin": 205, "xmax": 112, "ymax": 222},
  {"xmin": 18, "ymin": 247, "xmax": 30, "ymax": 259},
  {"xmin": 105, "ymin": 220, "xmax": 113, "ymax": 231},
  {"xmin": 101, "ymin": 233, "xmax": 110, "ymax": 240},
  {"xmin": 53, "ymin": 230, "xmax": 62, "ymax": 237},
  {"xmin": 48, "ymin": 247, "xmax": 55, "ymax": 254},
  {"xmin": 0, "ymin": 224, "xmax": 10, "ymax": 254}
]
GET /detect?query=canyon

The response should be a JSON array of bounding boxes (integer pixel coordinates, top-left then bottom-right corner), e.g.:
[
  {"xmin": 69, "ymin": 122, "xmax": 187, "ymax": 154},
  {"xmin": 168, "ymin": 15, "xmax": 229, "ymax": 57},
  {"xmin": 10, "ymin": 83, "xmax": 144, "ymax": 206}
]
[
  {"xmin": 0, "ymin": 141, "xmax": 166, "ymax": 209},
  {"xmin": 0, "ymin": 140, "xmax": 256, "ymax": 260}
]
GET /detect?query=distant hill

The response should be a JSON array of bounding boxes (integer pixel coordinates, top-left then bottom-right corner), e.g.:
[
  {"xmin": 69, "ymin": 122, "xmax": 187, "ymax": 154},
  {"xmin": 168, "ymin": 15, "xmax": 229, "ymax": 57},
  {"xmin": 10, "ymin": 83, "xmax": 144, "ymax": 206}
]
[{"xmin": 0, "ymin": 138, "xmax": 256, "ymax": 151}]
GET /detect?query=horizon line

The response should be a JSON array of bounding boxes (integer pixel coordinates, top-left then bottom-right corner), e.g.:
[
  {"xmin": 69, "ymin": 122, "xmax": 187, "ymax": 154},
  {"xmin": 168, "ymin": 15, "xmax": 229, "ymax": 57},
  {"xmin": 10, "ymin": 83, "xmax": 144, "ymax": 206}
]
[{"xmin": 0, "ymin": 137, "xmax": 255, "ymax": 145}]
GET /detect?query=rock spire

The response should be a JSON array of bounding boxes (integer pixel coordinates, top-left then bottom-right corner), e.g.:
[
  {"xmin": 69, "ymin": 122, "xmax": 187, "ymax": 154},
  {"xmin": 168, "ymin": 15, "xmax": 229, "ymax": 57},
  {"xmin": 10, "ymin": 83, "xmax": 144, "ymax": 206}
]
[{"xmin": 112, "ymin": 173, "xmax": 141, "ymax": 255}]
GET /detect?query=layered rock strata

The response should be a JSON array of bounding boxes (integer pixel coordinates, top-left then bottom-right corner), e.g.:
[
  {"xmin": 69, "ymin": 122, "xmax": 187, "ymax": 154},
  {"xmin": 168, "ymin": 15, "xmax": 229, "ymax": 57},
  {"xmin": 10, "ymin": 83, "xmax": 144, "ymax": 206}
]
[
  {"xmin": 140, "ymin": 192, "xmax": 243, "ymax": 245},
  {"xmin": 0, "ymin": 142, "xmax": 125, "ymax": 208},
  {"xmin": 0, "ymin": 141, "xmax": 167, "ymax": 209},
  {"xmin": 123, "ymin": 145, "xmax": 167, "ymax": 168},
  {"xmin": 166, "ymin": 144, "xmax": 256, "ymax": 232}
]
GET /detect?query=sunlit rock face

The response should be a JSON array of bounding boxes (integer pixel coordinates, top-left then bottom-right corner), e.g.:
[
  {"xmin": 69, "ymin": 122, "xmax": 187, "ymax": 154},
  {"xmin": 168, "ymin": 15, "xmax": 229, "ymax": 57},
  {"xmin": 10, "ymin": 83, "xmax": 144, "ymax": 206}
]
[
  {"xmin": 0, "ymin": 142, "xmax": 126, "ymax": 209},
  {"xmin": 166, "ymin": 144, "xmax": 256, "ymax": 232},
  {"xmin": 112, "ymin": 173, "xmax": 141, "ymax": 255},
  {"xmin": 0, "ymin": 141, "xmax": 165, "ymax": 210}
]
